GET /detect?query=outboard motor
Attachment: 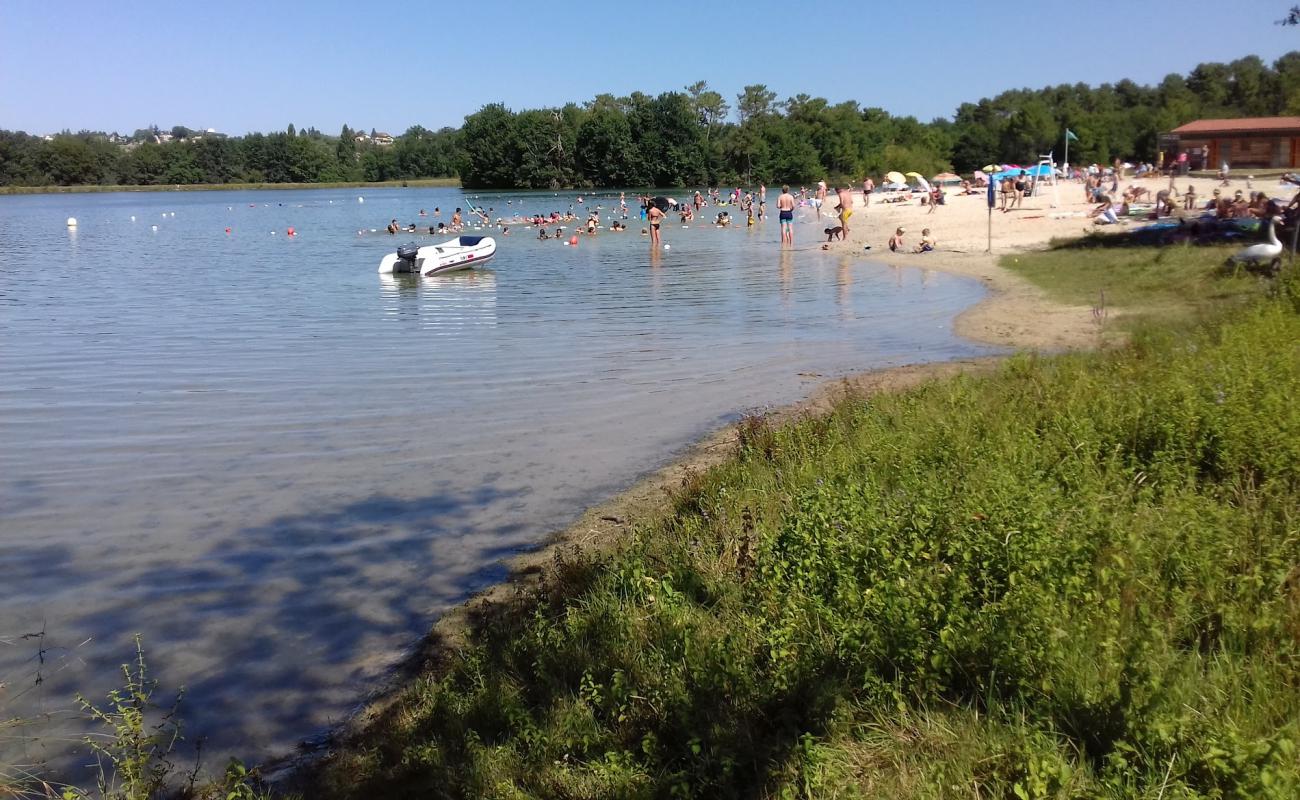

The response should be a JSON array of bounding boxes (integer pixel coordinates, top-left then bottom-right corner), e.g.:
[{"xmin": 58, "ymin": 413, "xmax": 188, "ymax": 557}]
[{"xmin": 394, "ymin": 242, "xmax": 420, "ymax": 273}]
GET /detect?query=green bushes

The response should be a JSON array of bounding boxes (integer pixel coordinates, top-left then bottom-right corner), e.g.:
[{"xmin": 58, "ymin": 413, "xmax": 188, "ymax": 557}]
[{"xmin": 317, "ymin": 298, "xmax": 1300, "ymax": 798}]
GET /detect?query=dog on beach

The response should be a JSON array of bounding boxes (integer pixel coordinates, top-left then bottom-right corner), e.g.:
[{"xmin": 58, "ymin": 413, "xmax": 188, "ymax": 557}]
[{"xmin": 824, "ymin": 226, "xmax": 843, "ymax": 241}]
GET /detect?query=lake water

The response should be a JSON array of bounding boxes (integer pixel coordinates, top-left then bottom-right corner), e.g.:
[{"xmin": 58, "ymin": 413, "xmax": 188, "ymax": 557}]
[{"xmin": 0, "ymin": 187, "xmax": 995, "ymax": 770}]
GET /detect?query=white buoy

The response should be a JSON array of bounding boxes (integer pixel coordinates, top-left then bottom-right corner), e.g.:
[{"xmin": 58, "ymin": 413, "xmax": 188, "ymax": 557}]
[
  {"xmin": 663, "ymin": 244, "xmax": 670, "ymax": 250},
  {"xmin": 162, "ymin": 213, "xmax": 167, "ymax": 218},
  {"xmin": 358, "ymin": 196, "xmax": 364, "ymax": 203},
  {"xmin": 66, "ymin": 217, "xmax": 77, "ymax": 227},
  {"xmin": 151, "ymin": 225, "xmax": 158, "ymax": 232},
  {"xmin": 170, "ymin": 212, "xmax": 175, "ymax": 217},
  {"xmin": 129, "ymin": 215, "xmax": 135, "ymax": 222}
]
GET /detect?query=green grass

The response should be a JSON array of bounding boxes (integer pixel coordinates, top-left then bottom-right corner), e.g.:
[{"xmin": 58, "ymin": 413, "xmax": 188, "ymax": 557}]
[
  {"xmin": 1002, "ymin": 241, "xmax": 1275, "ymax": 330},
  {"xmin": 0, "ymin": 177, "xmax": 460, "ymax": 195},
  {"xmin": 303, "ymin": 260, "xmax": 1300, "ymax": 799}
]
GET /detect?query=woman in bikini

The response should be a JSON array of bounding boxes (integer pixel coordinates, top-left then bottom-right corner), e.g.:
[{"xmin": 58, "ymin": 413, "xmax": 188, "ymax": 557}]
[{"xmin": 646, "ymin": 202, "xmax": 664, "ymax": 245}]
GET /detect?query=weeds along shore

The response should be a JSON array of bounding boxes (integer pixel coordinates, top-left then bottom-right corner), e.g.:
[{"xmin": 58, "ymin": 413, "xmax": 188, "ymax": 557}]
[{"xmin": 295, "ymin": 243, "xmax": 1300, "ymax": 799}]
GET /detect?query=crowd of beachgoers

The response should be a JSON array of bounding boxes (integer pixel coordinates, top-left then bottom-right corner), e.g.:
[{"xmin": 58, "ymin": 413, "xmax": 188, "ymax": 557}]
[{"xmin": 363, "ymin": 161, "xmax": 1299, "ymax": 262}]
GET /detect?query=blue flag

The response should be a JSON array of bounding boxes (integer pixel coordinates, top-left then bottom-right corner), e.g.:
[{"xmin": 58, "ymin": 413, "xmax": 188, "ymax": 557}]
[
  {"xmin": 987, "ymin": 171, "xmax": 996, "ymax": 209},
  {"xmin": 1065, "ymin": 128, "xmax": 1079, "ymax": 142}
]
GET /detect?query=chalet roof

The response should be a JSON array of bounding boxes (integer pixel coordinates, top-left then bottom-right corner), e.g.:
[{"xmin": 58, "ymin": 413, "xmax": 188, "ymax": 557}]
[{"xmin": 1171, "ymin": 117, "xmax": 1300, "ymax": 135}]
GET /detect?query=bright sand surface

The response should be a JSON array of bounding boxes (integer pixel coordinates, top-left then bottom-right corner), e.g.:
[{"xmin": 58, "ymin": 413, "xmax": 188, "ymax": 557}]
[{"xmin": 812, "ymin": 173, "xmax": 1283, "ymax": 350}]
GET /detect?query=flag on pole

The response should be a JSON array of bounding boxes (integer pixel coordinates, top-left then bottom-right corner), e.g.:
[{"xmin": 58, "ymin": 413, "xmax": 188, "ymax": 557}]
[
  {"xmin": 1065, "ymin": 129, "xmax": 1079, "ymax": 142},
  {"xmin": 986, "ymin": 167, "xmax": 995, "ymax": 253}
]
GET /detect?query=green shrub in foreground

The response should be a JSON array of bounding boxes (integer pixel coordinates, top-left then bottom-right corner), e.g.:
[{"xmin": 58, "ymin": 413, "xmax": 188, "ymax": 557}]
[{"xmin": 317, "ymin": 303, "xmax": 1300, "ymax": 799}]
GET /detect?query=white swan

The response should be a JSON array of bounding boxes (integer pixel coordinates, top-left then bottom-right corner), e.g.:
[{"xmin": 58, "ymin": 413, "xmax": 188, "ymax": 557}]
[{"xmin": 1230, "ymin": 215, "xmax": 1284, "ymax": 273}]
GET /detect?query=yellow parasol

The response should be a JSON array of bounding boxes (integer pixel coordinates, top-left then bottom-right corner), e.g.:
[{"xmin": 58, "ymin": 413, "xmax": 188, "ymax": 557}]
[
  {"xmin": 885, "ymin": 171, "xmax": 906, "ymax": 185},
  {"xmin": 904, "ymin": 171, "xmax": 923, "ymax": 179}
]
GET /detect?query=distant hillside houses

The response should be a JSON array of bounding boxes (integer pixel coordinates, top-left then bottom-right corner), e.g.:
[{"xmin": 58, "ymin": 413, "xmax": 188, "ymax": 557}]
[
  {"xmin": 354, "ymin": 131, "xmax": 394, "ymax": 146},
  {"xmin": 124, "ymin": 127, "xmax": 225, "ymax": 145}
]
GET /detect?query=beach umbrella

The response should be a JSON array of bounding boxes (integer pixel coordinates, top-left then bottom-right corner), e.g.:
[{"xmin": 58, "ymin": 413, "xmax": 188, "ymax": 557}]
[
  {"xmin": 932, "ymin": 172, "xmax": 961, "ymax": 184},
  {"xmin": 982, "ymin": 164, "xmax": 999, "ymax": 174},
  {"xmin": 886, "ymin": 171, "xmax": 906, "ymax": 185},
  {"xmin": 905, "ymin": 171, "xmax": 923, "ymax": 179}
]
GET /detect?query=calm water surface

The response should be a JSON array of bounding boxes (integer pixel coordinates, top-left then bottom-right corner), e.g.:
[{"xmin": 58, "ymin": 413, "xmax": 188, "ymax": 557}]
[{"xmin": 0, "ymin": 187, "xmax": 995, "ymax": 768}]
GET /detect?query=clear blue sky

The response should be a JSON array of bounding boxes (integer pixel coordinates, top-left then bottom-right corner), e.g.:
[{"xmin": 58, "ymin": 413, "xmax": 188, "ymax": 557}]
[{"xmin": 2, "ymin": 0, "xmax": 1296, "ymax": 136}]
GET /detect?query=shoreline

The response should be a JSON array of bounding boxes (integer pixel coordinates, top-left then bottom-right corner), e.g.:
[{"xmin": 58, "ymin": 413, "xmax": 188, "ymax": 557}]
[
  {"xmin": 875, "ymin": 249, "xmax": 1106, "ymax": 351},
  {"xmin": 277, "ymin": 205, "xmax": 1106, "ymax": 782},
  {"xmin": 275, "ymin": 354, "xmax": 1011, "ymax": 783}
]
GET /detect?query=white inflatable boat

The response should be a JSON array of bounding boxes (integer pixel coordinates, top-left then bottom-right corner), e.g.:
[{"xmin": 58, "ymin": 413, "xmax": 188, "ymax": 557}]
[{"xmin": 378, "ymin": 235, "xmax": 497, "ymax": 276}]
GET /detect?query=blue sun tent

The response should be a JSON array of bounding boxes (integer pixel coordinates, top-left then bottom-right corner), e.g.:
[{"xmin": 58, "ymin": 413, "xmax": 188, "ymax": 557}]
[{"xmin": 988, "ymin": 163, "xmax": 1057, "ymax": 182}]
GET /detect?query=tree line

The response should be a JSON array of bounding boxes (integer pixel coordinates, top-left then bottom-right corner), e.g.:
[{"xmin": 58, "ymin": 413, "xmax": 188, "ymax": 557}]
[
  {"xmin": 0, "ymin": 123, "xmax": 459, "ymax": 188},
  {"xmin": 2, "ymin": 53, "xmax": 1296, "ymax": 190}
]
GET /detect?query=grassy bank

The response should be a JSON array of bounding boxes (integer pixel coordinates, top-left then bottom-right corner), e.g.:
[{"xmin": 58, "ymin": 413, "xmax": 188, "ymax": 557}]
[
  {"xmin": 1003, "ymin": 240, "xmax": 1279, "ymax": 331},
  {"xmin": 298, "ymin": 248, "xmax": 1300, "ymax": 798},
  {"xmin": 0, "ymin": 177, "xmax": 460, "ymax": 196}
]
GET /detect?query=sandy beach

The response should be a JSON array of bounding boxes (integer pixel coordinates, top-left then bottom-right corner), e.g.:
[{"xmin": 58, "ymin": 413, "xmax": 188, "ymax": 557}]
[{"xmin": 812, "ymin": 173, "xmax": 1281, "ymax": 350}]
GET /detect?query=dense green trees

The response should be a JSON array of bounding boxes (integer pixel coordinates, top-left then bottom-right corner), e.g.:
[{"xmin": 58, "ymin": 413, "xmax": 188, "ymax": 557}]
[
  {"xmin": 3, "ymin": 52, "xmax": 1298, "ymax": 190},
  {"xmin": 0, "ymin": 124, "xmax": 459, "ymax": 188}
]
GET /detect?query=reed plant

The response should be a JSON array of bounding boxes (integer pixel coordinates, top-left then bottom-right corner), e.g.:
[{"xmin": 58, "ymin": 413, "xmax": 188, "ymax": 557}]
[{"xmin": 3, "ymin": 636, "xmax": 273, "ymax": 800}]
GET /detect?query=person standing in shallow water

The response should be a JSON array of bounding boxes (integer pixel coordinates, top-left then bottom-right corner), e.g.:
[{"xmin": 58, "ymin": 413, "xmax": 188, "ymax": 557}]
[
  {"xmin": 647, "ymin": 201, "xmax": 664, "ymax": 246},
  {"xmin": 777, "ymin": 185, "xmax": 796, "ymax": 246},
  {"xmin": 836, "ymin": 185, "xmax": 854, "ymax": 239}
]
